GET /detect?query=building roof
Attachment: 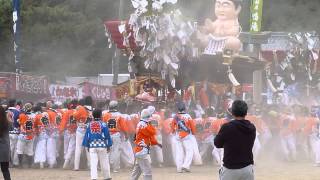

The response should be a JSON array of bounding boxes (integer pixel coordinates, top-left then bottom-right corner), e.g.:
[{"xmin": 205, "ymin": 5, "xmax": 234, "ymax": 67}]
[{"xmin": 65, "ymin": 74, "xmax": 130, "ymax": 86}]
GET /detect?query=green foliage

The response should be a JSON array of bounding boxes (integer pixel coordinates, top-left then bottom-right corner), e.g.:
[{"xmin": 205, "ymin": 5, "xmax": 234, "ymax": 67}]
[{"xmin": 0, "ymin": 0, "xmax": 121, "ymax": 79}]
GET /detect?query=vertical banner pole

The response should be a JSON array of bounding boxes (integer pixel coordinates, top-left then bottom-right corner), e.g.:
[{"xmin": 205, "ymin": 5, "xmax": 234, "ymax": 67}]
[{"xmin": 13, "ymin": 0, "xmax": 21, "ymax": 91}]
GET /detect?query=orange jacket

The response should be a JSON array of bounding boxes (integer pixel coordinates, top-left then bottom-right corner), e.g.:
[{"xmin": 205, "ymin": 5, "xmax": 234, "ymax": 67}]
[
  {"xmin": 194, "ymin": 118, "xmax": 204, "ymax": 140},
  {"xmin": 303, "ymin": 117, "xmax": 319, "ymax": 136},
  {"xmin": 19, "ymin": 112, "xmax": 36, "ymax": 140},
  {"xmin": 123, "ymin": 114, "xmax": 136, "ymax": 135},
  {"xmin": 34, "ymin": 112, "xmax": 53, "ymax": 135},
  {"xmin": 294, "ymin": 116, "xmax": 308, "ymax": 133},
  {"xmin": 247, "ymin": 115, "xmax": 264, "ymax": 133},
  {"xmin": 134, "ymin": 120, "xmax": 158, "ymax": 154},
  {"xmin": 73, "ymin": 105, "xmax": 89, "ymax": 123},
  {"xmin": 47, "ymin": 109, "xmax": 58, "ymax": 128},
  {"xmin": 200, "ymin": 117, "xmax": 216, "ymax": 140},
  {"xmin": 211, "ymin": 118, "xmax": 227, "ymax": 135},
  {"xmin": 171, "ymin": 113, "xmax": 196, "ymax": 139},
  {"xmin": 102, "ymin": 111, "xmax": 128, "ymax": 135},
  {"xmin": 34, "ymin": 113, "xmax": 43, "ymax": 135},
  {"xmin": 60, "ymin": 109, "xmax": 77, "ymax": 134}
]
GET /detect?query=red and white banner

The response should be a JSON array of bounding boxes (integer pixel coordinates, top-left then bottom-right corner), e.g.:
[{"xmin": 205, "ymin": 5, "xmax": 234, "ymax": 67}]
[
  {"xmin": 81, "ymin": 82, "xmax": 112, "ymax": 101},
  {"xmin": 18, "ymin": 75, "xmax": 49, "ymax": 95},
  {"xmin": 49, "ymin": 84, "xmax": 82, "ymax": 103},
  {"xmin": 0, "ymin": 73, "xmax": 50, "ymax": 101}
]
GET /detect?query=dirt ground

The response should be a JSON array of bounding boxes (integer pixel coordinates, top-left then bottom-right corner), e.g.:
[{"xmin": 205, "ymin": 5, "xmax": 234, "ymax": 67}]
[{"xmin": 8, "ymin": 157, "xmax": 320, "ymax": 180}]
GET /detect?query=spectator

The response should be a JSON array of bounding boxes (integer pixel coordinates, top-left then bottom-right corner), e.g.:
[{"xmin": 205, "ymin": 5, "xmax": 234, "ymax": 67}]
[
  {"xmin": 0, "ymin": 106, "xmax": 11, "ymax": 180},
  {"xmin": 214, "ymin": 100, "xmax": 256, "ymax": 180}
]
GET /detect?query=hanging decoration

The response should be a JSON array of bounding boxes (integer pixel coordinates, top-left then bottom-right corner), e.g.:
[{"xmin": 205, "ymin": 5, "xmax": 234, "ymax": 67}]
[
  {"xmin": 105, "ymin": 0, "xmax": 198, "ymax": 89},
  {"xmin": 250, "ymin": 0, "xmax": 263, "ymax": 33},
  {"xmin": 266, "ymin": 32, "xmax": 320, "ymax": 105}
]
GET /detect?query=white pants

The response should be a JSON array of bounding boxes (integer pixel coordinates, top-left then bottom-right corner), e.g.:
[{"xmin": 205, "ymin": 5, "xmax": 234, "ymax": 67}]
[
  {"xmin": 131, "ymin": 155, "xmax": 152, "ymax": 180},
  {"xmin": 150, "ymin": 146, "xmax": 164, "ymax": 164},
  {"xmin": 64, "ymin": 131, "xmax": 76, "ymax": 161},
  {"xmin": 175, "ymin": 134, "xmax": 194, "ymax": 172},
  {"xmin": 280, "ymin": 134, "xmax": 296, "ymax": 161},
  {"xmin": 110, "ymin": 133, "xmax": 121, "ymax": 171},
  {"xmin": 200, "ymin": 140, "xmax": 221, "ymax": 165},
  {"xmin": 309, "ymin": 135, "xmax": 320, "ymax": 164},
  {"xmin": 150, "ymin": 133, "xmax": 163, "ymax": 165},
  {"xmin": 56, "ymin": 135, "xmax": 62, "ymax": 158},
  {"xmin": 90, "ymin": 148, "xmax": 111, "ymax": 180},
  {"xmin": 16, "ymin": 137, "xmax": 34, "ymax": 156},
  {"xmin": 34, "ymin": 136, "xmax": 57, "ymax": 166},
  {"xmin": 169, "ymin": 135, "xmax": 177, "ymax": 165},
  {"xmin": 260, "ymin": 129, "xmax": 272, "ymax": 146},
  {"xmin": 212, "ymin": 145, "xmax": 224, "ymax": 166},
  {"xmin": 190, "ymin": 135, "xmax": 202, "ymax": 165},
  {"xmin": 120, "ymin": 140, "xmax": 134, "ymax": 167},
  {"xmin": 253, "ymin": 136, "xmax": 261, "ymax": 160},
  {"xmin": 9, "ymin": 134, "xmax": 19, "ymax": 165},
  {"xmin": 199, "ymin": 142, "xmax": 212, "ymax": 158},
  {"xmin": 74, "ymin": 130, "xmax": 90, "ymax": 170}
]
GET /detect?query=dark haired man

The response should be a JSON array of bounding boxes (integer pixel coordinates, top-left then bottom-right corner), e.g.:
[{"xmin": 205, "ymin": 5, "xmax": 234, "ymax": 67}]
[
  {"xmin": 6, "ymin": 99, "xmax": 20, "ymax": 166},
  {"xmin": 83, "ymin": 109, "xmax": 112, "ymax": 180},
  {"xmin": 214, "ymin": 100, "xmax": 256, "ymax": 180}
]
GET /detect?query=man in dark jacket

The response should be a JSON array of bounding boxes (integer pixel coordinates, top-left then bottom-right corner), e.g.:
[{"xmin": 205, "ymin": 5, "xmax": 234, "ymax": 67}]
[{"xmin": 214, "ymin": 100, "xmax": 256, "ymax": 180}]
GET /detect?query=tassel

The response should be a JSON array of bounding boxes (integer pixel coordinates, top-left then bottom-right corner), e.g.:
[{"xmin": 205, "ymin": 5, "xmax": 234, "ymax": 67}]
[{"xmin": 228, "ymin": 72, "xmax": 240, "ymax": 86}]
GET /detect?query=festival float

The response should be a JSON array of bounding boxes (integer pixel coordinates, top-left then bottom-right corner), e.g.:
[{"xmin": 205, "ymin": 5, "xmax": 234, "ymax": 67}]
[{"xmin": 104, "ymin": 0, "xmax": 320, "ymax": 110}]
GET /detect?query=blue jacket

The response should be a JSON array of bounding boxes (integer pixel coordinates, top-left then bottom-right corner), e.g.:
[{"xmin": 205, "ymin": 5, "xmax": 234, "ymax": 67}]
[
  {"xmin": 82, "ymin": 119, "xmax": 112, "ymax": 149},
  {"xmin": 7, "ymin": 107, "xmax": 20, "ymax": 133}
]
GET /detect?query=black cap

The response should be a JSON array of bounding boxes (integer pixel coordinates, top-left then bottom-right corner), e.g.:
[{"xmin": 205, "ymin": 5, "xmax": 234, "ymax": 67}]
[{"xmin": 176, "ymin": 101, "xmax": 186, "ymax": 112}]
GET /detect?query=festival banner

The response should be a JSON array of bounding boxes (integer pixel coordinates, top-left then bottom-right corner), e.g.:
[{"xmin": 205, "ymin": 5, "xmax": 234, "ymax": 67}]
[
  {"xmin": 81, "ymin": 82, "xmax": 112, "ymax": 101},
  {"xmin": 17, "ymin": 75, "xmax": 49, "ymax": 95},
  {"xmin": 250, "ymin": 0, "xmax": 263, "ymax": 32},
  {"xmin": 49, "ymin": 84, "xmax": 81, "ymax": 103}
]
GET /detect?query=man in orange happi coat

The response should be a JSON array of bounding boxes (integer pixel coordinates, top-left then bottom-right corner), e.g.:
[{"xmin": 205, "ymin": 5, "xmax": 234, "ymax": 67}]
[
  {"xmin": 131, "ymin": 109, "xmax": 161, "ymax": 180},
  {"xmin": 16, "ymin": 103, "xmax": 36, "ymax": 168},
  {"xmin": 171, "ymin": 102, "xmax": 196, "ymax": 173},
  {"xmin": 279, "ymin": 109, "xmax": 297, "ymax": 161},
  {"xmin": 59, "ymin": 100, "xmax": 78, "ymax": 169},
  {"xmin": 34, "ymin": 102, "xmax": 59, "ymax": 168},
  {"xmin": 102, "ymin": 101, "xmax": 129, "ymax": 173},
  {"xmin": 73, "ymin": 97, "xmax": 93, "ymax": 170},
  {"xmin": 304, "ymin": 108, "xmax": 320, "ymax": 166},
  {"xmin": 211, "ymin": 110, "xmax": 227, "ymax": 165},
  {"xmin": 147, "ymin": 106, "xmax": 164, "ymax": 167}
]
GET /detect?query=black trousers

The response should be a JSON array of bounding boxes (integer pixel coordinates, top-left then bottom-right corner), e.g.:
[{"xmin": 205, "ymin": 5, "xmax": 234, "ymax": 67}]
[{"xmin": 1, "ymin": 162, "xmax": 11, "ymax": 180}]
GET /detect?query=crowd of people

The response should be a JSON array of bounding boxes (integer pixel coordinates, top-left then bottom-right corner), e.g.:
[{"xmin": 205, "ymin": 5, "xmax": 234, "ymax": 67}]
[{"xmin": 0, "ymin": 96, "xmax": 320, "ymax": 179}]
